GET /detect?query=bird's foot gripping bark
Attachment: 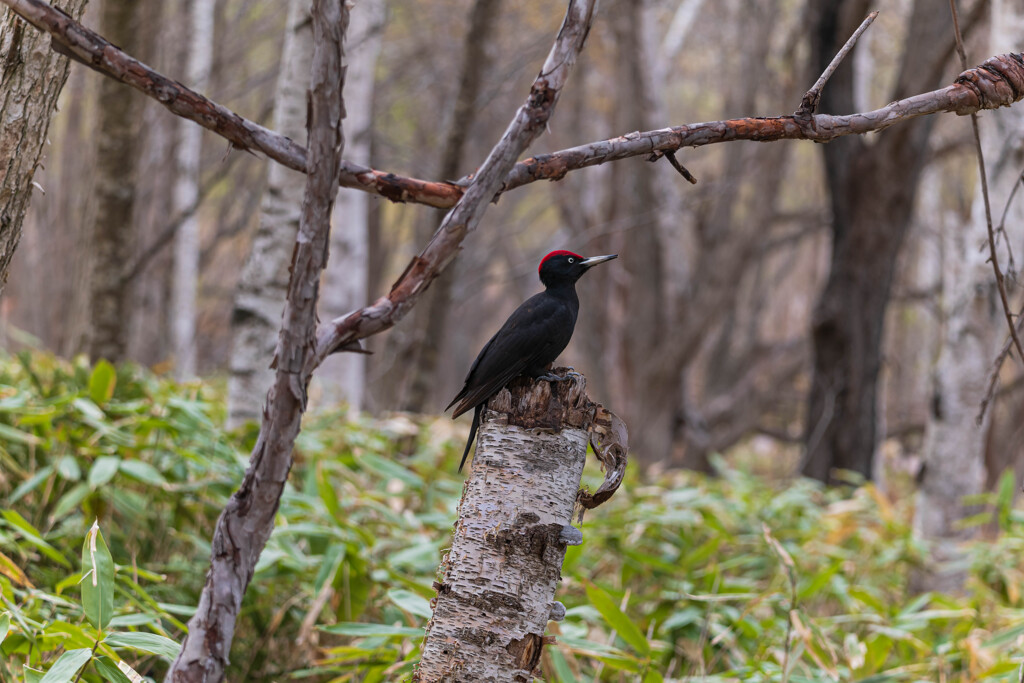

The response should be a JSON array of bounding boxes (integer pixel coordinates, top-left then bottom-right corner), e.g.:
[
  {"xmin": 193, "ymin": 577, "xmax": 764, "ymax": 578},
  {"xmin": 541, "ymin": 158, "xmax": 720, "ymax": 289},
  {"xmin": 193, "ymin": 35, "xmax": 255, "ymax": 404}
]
[{"xmin": 536, "ymin": 366, "xmax": 582, "ymax": 383}]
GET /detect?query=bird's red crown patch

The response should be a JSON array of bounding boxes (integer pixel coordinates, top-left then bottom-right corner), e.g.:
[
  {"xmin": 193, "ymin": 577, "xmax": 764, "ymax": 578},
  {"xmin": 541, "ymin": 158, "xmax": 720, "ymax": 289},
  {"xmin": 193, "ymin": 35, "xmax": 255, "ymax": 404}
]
[{"xmin": 538, "ymin": 250, "xmax": 583, "ymax": 274}]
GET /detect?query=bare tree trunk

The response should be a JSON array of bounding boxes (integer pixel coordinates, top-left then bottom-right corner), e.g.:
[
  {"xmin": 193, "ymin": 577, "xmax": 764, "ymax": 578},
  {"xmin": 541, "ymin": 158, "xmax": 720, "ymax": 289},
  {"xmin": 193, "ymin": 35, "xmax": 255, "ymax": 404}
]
[
  {"xmin": 397, "ymin": 0, "xmax": 502, "ymax": 413},
  {"xmin": 316, "ymin": 0, "xmax": 384, "ymax": 409},
  {"xmin": 227, "ymin": 0, "xmax": 313, "ymax": 428},
  {"xmin": 167, "ymin": 2, "xmax": 348, "ymax": 680},
  {"xmin": 0, "ymin": 0, "xmax": 88, "ymax": 293},
  {"xmin": 85, "ymin": 0, "xmax": 142, "ymax": 362},
  {"xmin": 914, "ymin": 0, "xmax": 1024, "ymax": 592},
  {"xmin": 416, "ymin": 375, "xmax": 622, "ymax": 681},
  {"xmin": 802, "ymin": 0, "xmax": 953, "ymax": 484},
  {"xmin": 170, "ymin": 0, "xmax": 215, "ymax": 378}
]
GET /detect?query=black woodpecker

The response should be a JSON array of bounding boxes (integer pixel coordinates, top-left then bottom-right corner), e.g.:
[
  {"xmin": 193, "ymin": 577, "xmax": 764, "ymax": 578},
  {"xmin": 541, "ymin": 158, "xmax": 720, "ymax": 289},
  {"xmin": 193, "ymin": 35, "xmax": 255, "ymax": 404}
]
[{"xmin": 446, "ymin": 250, "xmax": 617, "ymax": 472}]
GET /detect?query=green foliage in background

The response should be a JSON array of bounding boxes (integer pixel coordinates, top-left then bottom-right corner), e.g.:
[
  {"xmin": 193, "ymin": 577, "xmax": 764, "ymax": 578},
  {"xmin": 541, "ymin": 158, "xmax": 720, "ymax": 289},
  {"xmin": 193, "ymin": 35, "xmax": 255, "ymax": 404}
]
[{"xmin": 2, "ymin": 351, "xmax": 1024, "ymax": 681}]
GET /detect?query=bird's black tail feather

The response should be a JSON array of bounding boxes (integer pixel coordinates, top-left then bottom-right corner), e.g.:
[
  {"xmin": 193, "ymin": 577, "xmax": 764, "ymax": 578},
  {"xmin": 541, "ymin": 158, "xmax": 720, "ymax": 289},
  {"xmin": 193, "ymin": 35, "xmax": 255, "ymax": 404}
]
[{"xmin": 458, "ymin": 404, "xmax": 483, "ymax": 473}]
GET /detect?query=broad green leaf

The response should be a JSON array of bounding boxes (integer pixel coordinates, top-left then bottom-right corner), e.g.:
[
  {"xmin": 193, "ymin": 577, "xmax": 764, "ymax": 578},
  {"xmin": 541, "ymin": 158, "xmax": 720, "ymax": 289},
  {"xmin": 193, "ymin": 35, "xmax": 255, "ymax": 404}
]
[
  {"xmin": 81, "ymin": 520, "xmax": 115, "ymax": 630},
  {"xmin": 92, "ymin": 656, "xmax": 135, "ymax": 683},
  {"xmin": 24, "ymin": 666, "xmax": 44, "ymax": 683},
  {"xmin": 548, "ymin": 646, "xmax": 577, "ymax": 683},
  {"xmin": 0, "ymin": 548, "xmax": 32, "ymax": 586},
  {"xmin": 118, "ymin": 460, "xmax": 166, "ymax": 486},
  {"xmin": 8, "ymin": 465, "xmax": 54, "ymax": 503},
  {"xmin": 52, "ymin": 483, "xmax": 91, "ymax": 519},
  {"xmin": 643, "ymin": 668, "xmax": 665, "ymax": 683},
  {"xmin": 584, "ymin": 580, "xmax": 650, "ymax": 656},
  {"xmin": 103, "ymin": 632, "xmax": 182, "ymax": 660},
  {"xmin": 55, "ymin": 456, "xmax": 81, "ymax": 482},
  {"xmin": 39, "ymin": 647, "xmax": 92, "ymax": 683},
  {"xmin": 0, "ymin": 611, "xmax": 10, "ymax": 644},
  {"xmin": 1, "ymin": 509, "xmax": 71, "ymax": 567},
  {"xmin": 319, "ymin": 622, "xmax": 424, "ymax": 638},
  {"xmin": 89, "ymin": 457, "xmax": 122, "ymax": 488},
  {"xmin": 88, "ymin": 360, "xmax": 117, "ymax": 406},
  {"xmin": 357, "ymin": 453, "xmax": 424, "ymax": 489},
  {"xmin": 387, "ymin": 589, "xmax": 432, "ymax": 619},
  {"xmin": 108, "ymin": 614, "xmax": 159, "ymax": 628},
  {"xmin": 41, "ymin": 621, "xmax": 95, "ymax": 650},
  {"xmin": 0, "ymin": 422, "xmax": 42, "ymax": 445}
]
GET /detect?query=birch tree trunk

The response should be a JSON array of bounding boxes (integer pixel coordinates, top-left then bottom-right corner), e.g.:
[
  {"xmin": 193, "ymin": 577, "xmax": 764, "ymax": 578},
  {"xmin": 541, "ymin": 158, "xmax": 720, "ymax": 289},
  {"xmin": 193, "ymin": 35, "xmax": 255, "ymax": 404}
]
[
  {"xmin": 315, "ymin": 0, "xmax": 384, "ymax": 410},
  {"xmin": 0, "ymin": 0, "xmax": 88, "ymax": 293},
  {"xmin": 170, "ymin": 0, "xmax": 215, "ymax": 378},
  {"xmin": 416, "ymin": 373, "xmax": 624, "ymax": 681},
  {"xmin": 914, "ymin": 0, "xmax": 1024, "ymax": 592},
  {"xmin": 85, "ymin": 0, "xmax": 142, "ymax": 362},
  {"xmin": 227, "ymin": 0, "xmax": 313, "ymax": 427}
]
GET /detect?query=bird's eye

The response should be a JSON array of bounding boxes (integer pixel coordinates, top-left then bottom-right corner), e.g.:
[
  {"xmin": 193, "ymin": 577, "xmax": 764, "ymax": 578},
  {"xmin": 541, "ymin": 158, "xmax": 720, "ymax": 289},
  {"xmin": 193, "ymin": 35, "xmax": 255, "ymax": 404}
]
[{"xmin": 568, "ymin": 257, "xmax": 575, "ymax": 263}]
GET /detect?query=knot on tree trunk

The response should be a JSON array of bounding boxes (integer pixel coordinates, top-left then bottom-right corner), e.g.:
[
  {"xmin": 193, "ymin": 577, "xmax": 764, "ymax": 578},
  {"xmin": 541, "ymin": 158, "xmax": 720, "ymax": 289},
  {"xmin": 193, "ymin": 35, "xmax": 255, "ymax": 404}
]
[{"xmin": 415, "ymin": 368, "xmax": 626, "ymax": 682}]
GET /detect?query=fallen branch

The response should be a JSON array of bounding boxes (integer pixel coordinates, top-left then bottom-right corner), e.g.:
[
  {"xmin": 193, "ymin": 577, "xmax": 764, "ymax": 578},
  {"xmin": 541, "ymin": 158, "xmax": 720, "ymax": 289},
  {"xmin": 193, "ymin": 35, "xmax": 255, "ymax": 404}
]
[{"xmin": 5, "ymin": 0, "xmax": 1024, "ymax": 212}]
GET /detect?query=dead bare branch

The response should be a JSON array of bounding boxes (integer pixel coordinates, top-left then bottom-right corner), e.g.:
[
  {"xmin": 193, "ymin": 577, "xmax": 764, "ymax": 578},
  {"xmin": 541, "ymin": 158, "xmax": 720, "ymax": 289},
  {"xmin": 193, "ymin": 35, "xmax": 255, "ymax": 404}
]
[
  {"xmin": 5, "ymin": 0, "xmax": 1024, "ymax": 212},
  {"xmin": 164, "ymin": 1, "xmax": 349, "ymax": 680},
  {"xmin": 797, "ymin": 11, "xmax": 878, "ymax": 117},
  {"xmin": 310, "ymin": 0, "xmax": 597, "ymax": 365}
]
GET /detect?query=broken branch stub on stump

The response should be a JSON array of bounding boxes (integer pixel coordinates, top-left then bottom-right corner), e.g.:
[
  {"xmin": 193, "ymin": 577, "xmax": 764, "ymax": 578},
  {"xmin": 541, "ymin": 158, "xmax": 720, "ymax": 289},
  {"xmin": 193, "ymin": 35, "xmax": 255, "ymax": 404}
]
[{"xmin": 416, "ymin": 369, "xmax": 627, "ymax": 682}]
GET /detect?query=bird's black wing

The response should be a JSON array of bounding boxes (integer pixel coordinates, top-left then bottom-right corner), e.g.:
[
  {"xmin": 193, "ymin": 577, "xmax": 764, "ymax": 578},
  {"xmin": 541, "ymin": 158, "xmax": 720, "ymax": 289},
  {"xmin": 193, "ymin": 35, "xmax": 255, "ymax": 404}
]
[{"xmin": 447, "ymin": 294, "xmax": 570, "ymax": 418}]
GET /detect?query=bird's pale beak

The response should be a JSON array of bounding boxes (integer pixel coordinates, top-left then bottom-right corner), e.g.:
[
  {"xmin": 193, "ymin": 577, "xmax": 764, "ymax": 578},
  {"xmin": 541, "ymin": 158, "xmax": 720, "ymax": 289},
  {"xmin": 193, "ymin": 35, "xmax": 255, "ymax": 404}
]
[{"xmin": 580, "ymin": 254, "xmax": 618, "ymax": 268}]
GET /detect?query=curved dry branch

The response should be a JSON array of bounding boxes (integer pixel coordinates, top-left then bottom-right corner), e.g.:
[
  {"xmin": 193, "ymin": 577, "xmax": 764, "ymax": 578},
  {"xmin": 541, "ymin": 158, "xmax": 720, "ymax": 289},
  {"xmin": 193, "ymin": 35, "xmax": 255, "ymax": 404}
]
[
  {"xmin": 0, "ymin": 0, "xmax": 462, "ymax": 208},
  {"xmin": 310, "ymin": 0, "xmax": 597, "ymax": 365},
  {"xmin": 5, "ymin": 0, "xmax": 1024, "ymax": 212},
  {"xmin": 164, "ymin": 1, "xmax": 348, "ymax": 681}
]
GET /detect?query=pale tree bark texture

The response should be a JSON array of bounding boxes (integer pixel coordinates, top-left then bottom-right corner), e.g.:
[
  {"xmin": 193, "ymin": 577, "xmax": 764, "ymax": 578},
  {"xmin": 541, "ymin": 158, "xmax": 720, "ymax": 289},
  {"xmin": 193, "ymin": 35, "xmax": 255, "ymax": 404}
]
[
  {"xmin": 914, "ymin": 0, "xmax": 1024, "ymax": 592},
  {"xmin": 167, "ymin": 1, "xmax": 348, "ymax": 680},
  {"xmin": 316, "ymin": 0, "xmax": 384, "ymax": 410},
  {"xmin": 0, "ymin": 0, "xmax": 88, "ymax": 294},
  {"xmin": 85, "ymin": 0, "xmax": 142, "ymax": 362},
  {"xmin": 802, "ymin": 0, "xmax": 954, "ymax": 483},
  {"xmin": 416, "ymin": 374, "xmax": 626, "ymax": 681},
  {"xmin": 227, "ymin": 0, "xmax": 314, "ymax": 428},
  {"xmin": 171, "ymin": 0, "xmax": 215, "ymax": 379}
]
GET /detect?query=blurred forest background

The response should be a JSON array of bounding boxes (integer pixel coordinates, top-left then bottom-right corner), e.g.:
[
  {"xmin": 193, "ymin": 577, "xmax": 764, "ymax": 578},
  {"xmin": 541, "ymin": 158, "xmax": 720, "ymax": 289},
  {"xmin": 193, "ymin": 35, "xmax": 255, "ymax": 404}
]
[
  {"xmin": 6, "ymin": 0, "xmax": 1024, "ymax": 535},
  {"xmin": 6, "ymin": 0, "xmax": 1024, "ymax": 679}
]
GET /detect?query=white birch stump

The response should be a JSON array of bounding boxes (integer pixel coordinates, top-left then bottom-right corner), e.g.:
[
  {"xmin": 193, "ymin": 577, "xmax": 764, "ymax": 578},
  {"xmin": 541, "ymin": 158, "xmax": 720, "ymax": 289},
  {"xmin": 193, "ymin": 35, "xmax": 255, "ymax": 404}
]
[{"xmin": 416, "ymin": 372, "xmax": 624, "ymax": 682}]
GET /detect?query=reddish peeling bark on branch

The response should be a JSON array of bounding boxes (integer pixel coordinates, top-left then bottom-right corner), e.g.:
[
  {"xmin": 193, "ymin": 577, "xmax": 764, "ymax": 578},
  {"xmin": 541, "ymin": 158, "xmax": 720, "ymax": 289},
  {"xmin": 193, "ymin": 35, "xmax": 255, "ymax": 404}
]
[
  {"xmin": 5, "ymin": 0, "xmax": 1024, "ymax": 213},
  {"xmin": 310, "ymin": 0, "xmax": 597, "ymax": 365},
  {"xmin": 0, "ymin": 0, "xmax": 461, "ymax": 208},
  {"xmin": 164, "ymin": 1, "xmax": 348, "ymax": 681}
]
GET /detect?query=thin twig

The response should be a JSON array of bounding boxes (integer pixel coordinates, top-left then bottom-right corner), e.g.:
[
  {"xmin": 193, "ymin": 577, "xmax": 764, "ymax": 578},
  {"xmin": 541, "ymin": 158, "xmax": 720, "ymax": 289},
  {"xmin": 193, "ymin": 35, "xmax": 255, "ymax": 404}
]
[
  {"xmin": 977, "ymin": 301, "xmax": 1024, "ymax": 424},
  {"xmin": 949, "ymin": 0, "xmax": 1024, "ymax": 373},
  {"xmin": 996, "ymin": 170, "xmax": 1024, "ymax": 276},
  {"xmin": 797, "ymin": 11, "xmax": 879, "ymax": 116},
  {"xmin": 663, "ymin": 150, "xmax": 698, "ymax": 184}
]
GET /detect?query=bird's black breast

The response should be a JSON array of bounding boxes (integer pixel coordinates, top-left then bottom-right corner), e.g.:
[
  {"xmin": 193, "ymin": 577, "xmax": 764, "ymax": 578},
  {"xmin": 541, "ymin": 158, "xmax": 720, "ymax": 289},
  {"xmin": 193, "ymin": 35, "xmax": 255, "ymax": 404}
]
[{"xmin": 447, "ymin": 289, "xmax": 578, "ymax": 417}]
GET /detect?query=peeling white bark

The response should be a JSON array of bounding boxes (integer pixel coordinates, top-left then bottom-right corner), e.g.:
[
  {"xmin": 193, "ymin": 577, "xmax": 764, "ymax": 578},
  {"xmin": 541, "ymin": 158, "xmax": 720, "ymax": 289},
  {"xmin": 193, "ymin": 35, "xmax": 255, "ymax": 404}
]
[
  {"xmin": 914, "ymin": 0, "xmax": 1024, "ymax": 591},
  {"xmin": 416, "ymin": 377, "xmax": 594, "ymax": 682},
  {"xmin": 227, "ymin": 0, "xmax": 313, "ymax": 427},
  {"xmin": 171, "ymin": 0, "xmax": 215, "ymax": 378}
]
